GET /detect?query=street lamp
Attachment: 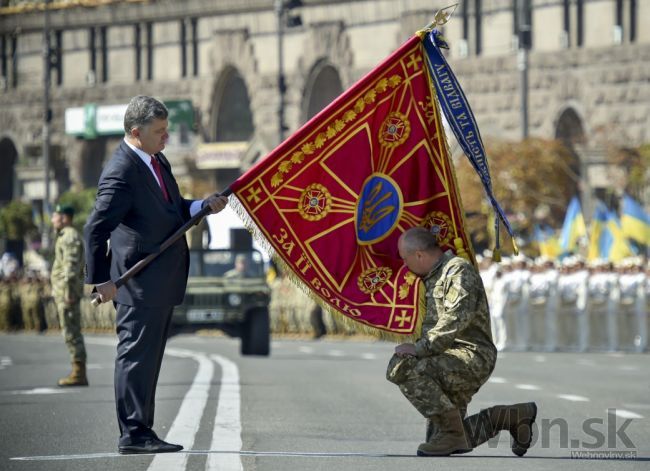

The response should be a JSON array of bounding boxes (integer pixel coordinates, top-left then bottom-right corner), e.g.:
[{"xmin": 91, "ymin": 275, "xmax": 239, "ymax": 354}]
[
  {"xmin": 275, "ymin": 0, "xmax": 302, "ymax": 144},
  {"xmin": 42, "ymin": 0, "xmax": 52, "ymax": 249},
  {"xmin": 517, "ymin": 0, "xmax": 531, "ymax": 140}
]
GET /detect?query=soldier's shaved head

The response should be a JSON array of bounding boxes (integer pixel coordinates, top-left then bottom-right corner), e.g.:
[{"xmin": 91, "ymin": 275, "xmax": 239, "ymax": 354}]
[
  {"xmin": 399, "ymin": 227, "xmax": 439, "ymax": 254},
  {"xmin": 397, "ymin": 227, "xmax": 442, "ymax": 276}
]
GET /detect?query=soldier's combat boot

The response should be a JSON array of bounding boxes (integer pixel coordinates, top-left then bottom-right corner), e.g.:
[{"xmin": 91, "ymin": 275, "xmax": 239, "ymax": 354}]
[
  {"xmin": 57, "ymin": 361, "xmax": 88, "ymax": 387},
  {"xmin": 417, "ymin": 409, "xmax": 472, "ymax": 456},
  {"xmin": 488, "ymin": 402, "xmax": 537, "ymax": 456}
]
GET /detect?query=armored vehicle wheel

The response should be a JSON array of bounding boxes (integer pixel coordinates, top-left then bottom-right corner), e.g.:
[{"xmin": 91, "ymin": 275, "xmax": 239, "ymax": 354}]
[{"xmin": 241, "ymin": 308, "xmax": 270, "ymax": 356}]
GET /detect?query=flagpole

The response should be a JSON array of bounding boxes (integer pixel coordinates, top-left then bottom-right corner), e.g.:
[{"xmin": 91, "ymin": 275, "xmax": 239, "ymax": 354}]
[{"xmin": 90, "ymin": 189, "xmax": 232, "ymax": 306}]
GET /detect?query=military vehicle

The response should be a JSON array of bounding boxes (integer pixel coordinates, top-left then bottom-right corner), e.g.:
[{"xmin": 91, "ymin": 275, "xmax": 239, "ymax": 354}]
[{"xmin": 172, "ymin": 248, "xmax": 271, "ymax": 356}]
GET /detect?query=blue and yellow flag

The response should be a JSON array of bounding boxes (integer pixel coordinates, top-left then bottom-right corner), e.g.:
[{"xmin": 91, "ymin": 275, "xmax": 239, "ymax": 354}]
[
  {"xmin": 588, "ymin": 201, "xmax": 633, "ymax": 262},
  {"xmin": 534, "ymin": 224, "xmax": 560, "ymax": 258},
  {"xmin": 621, "ymin": 193, "xmax": 650, "ymax": 246},
  {"xmin": 560, "ymin": 196, "xmax": 587, "ymax": 255}
]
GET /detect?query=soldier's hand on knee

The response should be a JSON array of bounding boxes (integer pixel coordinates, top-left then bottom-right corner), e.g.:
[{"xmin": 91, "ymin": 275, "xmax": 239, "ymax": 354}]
[{"xmin": 395, "ymin": 342, "xmax": 417, "ymax": 357}]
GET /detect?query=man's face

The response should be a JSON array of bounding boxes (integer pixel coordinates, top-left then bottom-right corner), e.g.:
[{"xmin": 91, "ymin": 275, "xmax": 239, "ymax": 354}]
[
  {"xmin": 51, "ymin": 212, "xmax": 69, "ymax": 230},
  {"xmin": 51, "ymin": 212, "xmax": 63, "ymax": 230},
  {"xmin": 131, "ymin": 118, "xmax": 169, "ymax": 155}
]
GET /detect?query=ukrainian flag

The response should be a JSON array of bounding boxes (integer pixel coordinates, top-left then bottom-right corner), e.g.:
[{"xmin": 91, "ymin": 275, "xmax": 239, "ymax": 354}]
[
  {"xmin": 621, "ymin": 193, "xmax": 650, "ymax": 246},
  {"xmin": 588, "ymin": 201, "xmax": 610, "ymax": 261},
  {"xmin": 588, "ymin": 201, "xmax": 633, "ymax": 262},
  {"xmin": 606, "ymin": 209, "xmax": 633, "ymax": 262},
  {"xmin": 534, "ymin": 224, "xmax": 560, "ymax": 258},
  {"xmin": 560, "ymin": 196, "xmax": 587, "ymax": 255}
]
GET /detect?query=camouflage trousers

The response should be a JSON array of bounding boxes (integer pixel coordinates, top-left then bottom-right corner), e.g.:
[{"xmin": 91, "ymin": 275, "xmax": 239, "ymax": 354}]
[
  {"xmin": 56, "ymin": 300, "xmax": 87, "ymax": 362},
  {"xmin": 386, "ymin": 349, "xmax": 493, "ymax": 419},
  {"xmin": 21, "ymin": 303, "xmax": 44, "ymax": 331}
]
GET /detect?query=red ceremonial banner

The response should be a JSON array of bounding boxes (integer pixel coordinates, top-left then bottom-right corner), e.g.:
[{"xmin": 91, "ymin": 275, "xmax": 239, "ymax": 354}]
[{"xmin": 230, "ymin": 35, "xmax": 473, "ymax": 338}]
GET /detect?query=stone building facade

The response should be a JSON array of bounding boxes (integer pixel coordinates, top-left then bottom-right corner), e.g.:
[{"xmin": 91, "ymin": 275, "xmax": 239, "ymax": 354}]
[{"xmin": 0, "ymin": 0, "xmax": 648, "ymax": 218}]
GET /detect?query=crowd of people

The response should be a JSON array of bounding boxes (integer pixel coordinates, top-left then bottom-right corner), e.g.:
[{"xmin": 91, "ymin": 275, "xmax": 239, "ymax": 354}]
[{"xmin": 479, "ymin": 252, "xmax": 649, "ymax": 352}]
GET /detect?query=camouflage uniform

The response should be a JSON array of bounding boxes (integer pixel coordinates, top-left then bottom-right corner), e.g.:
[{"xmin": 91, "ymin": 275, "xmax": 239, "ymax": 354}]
[
  {"xmin": 0, "ymin": 279, "xmax": 12, "ymax": 331},
  {"xmin": 19, "ymin": 277, "xmax": 44, "ymax": 331},
  {"xmin": 386, "ymin": 251, "xmax": 498, "ymax": 442},
  {"xmin": 51, "ymin": 226, "xmax": 86, "ymax": 362},
  {"xmin": 387, "ymin": 251, "xmax": 496, "ymax": 414}
]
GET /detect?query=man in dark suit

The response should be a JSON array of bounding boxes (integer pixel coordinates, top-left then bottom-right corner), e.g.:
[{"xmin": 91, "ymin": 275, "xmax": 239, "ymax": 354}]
[{"xmin": 84, "ymin": 95, "xmax": 228, "ymax": 455}]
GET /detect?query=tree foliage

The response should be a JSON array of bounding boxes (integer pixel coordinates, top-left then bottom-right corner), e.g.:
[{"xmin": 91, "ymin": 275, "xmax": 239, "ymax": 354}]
[
  {"xmin": 0, "ymin": 200, "xmax": 38, "ymax": 241},
  {"xmin": 453, "ymin": 138, "xmax": 579, "ymax": 254},
  {"xmin": 55, "ymin": 187, "xmax": 98, "ymax": 232}
]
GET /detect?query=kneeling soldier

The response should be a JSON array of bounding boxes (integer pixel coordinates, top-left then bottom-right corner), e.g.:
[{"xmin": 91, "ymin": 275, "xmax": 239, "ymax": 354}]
[{"xmin": 388, "ymin": 227, "xmax": 536, "ymax": 456}]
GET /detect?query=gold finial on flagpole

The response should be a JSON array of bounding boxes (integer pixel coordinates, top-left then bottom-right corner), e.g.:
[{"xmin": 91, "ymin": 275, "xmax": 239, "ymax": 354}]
[{"xmin": 416, "ymin": 3, "xmax": 459, "ymax": 36}]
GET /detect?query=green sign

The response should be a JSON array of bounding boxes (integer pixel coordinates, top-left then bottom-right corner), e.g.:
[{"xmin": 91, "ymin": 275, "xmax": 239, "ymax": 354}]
[{"xmin": 65, "ymin": 100, "xmax": 194, "ymax": 139}]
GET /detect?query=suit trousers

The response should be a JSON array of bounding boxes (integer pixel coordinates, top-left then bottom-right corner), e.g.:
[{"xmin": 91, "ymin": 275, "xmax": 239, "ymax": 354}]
[{"xmin": 114, "ymin": 303, "xmax": 173, "ymax": 445}]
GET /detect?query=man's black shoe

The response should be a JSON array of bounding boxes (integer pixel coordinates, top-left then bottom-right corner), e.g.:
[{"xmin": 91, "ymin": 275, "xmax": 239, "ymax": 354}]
[{"xmin": 118, "ymin": 438, "xmax": 183, "ymax": 455}]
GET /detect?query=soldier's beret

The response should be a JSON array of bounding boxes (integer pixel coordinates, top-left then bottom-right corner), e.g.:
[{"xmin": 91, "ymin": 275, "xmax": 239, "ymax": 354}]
[{"xmin": 54, "ymin": 204, "xmax": 75, "ymax": 216}]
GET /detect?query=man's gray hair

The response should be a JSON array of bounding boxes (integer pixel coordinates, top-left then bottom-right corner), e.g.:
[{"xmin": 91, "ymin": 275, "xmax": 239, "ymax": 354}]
[
  {"xmin": 400, "ymin": 227, "xmax": 440, "ymax": 253},
  {"xmin": 123, "ymin": 95, "xmax": 168, "ymax": 135}
]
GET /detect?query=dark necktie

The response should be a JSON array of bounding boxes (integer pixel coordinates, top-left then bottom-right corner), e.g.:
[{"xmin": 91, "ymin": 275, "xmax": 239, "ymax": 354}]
[{"xmin": 150, "ymin": 155, "xmax": 170, "ymax": 202}]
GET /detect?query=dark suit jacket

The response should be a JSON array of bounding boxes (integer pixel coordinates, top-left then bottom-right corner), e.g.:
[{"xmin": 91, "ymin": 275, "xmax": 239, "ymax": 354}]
[{"xmin": 84, "ymin": 141, "xmax": 195, "ymax": 307}]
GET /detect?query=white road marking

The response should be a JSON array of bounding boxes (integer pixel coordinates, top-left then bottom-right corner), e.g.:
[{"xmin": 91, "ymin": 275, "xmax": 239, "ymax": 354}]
[
  {"xmin": 534, "ymin": 355, "xmax": 546, "ymax": 363},
  {"xmin": 360, "ymin": 353, "xmax": 377, "ymax": 360},
  {"xmin": 622, "ymin": 403, "xmax": 650, "ymax": 410},
  {"xmin": 515, "ymin": 384, "xmax": 540, "ymax": 391},
  {"xmin": 328, "ymin": 350, "xmax": 345, "ymax": 357},
  {"xmin": 620, "ymin": 365, "xmax": 638, "ymax": 372},
  {"xmin": 11, "ymin": 450, "xmax": 404, "ymax": 461},
  {"xmin": 1, "ymin": 356, "xmax": 12, "ymax": 365},
  {"xmin": 208, "ymin": 354, "xmax": 242, "ymax": 471},
  {"xmin": 557, "ymin": 394, "xmax": 590, "ymax": 402},
  {"xmin": 487, "ymin": 376, "xmax": 507, "ymax": 384},
  {"xmin": 147, "ymin": 348, "xmax": 214, "ymax": 471},
  {"xmin": 7, "ymin": 387, "xmax": 73, "ymax": 395},
  {"xmin": 298, "ymin": 346, "xmax": 314, "ymax": 354},
  {"xmin": 612, "ymin": 409, "xmax": 644, "ymax": 419}
]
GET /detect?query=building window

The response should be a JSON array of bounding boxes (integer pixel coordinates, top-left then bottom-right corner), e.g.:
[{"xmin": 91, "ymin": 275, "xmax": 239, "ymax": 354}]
[
  {"xmin": 10, "ymin": 36, "xmax": 17, "ymax": 87},
  {"xmin": 53, "ymin": 30, "xmax": 62, "ymax": 86},
  {"xmin": 191, "ymin": 18, "xmax": 198, "ymax": 76},
  {"xmin": 474, "ymin": 0, "xmax": 482, "ymax": 55},
  {"xmin": 180, "ymin": 19, "xmax": 187, "ymax": 78},
  {"xmin": 146, "ymin": 22, "xmax": 153, "ymax": 81},
  {"xmin": 89, "ymin": 27, "xmax": 96, "ymax": 79},
  {"xmin": 630, "ymin": 0, "xmax": 637, "ymax": 42},
  {"xmin": 462, "ymin": 1, "xmax": 469, "ymax": 41},
  {"xmin": 1, "ymin": 35, "xmax": 6, "ymax": 88},
  {"xmin": 100, "ymin": 26, "xmax": 108, "ymax": 82},
  {"xmin": 134, "ymin": 24, "xmax": 141, "ymax": 80},
  {"xmin": 576, "ymin": 0, "xmax": 584, "ymax": 47},
  {"xmin": 563, "ymin": 0, "xmax": 570, "ymax": 46}
]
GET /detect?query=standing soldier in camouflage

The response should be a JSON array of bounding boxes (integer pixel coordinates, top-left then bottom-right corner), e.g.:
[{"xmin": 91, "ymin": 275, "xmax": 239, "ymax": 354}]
[
  {"xmin": 51, "ymin": 204, "xmax": 88, "ymax": 386},
  {"xmin": 387, "ymin": 227, "xmax": 537, "ymax": 456}
]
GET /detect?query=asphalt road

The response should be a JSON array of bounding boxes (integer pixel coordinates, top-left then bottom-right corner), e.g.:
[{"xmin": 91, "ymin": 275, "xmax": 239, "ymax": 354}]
[{"xmin": 1, "ymin": 332, "xmax": 648, "ymax": 471}]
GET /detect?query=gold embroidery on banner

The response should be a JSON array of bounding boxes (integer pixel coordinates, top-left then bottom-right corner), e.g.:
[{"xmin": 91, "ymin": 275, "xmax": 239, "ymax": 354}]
[
  {"xmin": 270, "ymin": 73, "xmax": 404, "ymax": 188},
  {"xmin": 418, "ymin": 96, "xmax": 436, "ymax": 125},
  {"xmin": 359, "ymin": 182, "xmax": 396, "ymax": 233},
  {"xmin": 406, "ymin": 53, "xmax": 423, "ymax": 71},
  {"xmin": 395, "ymin": 309, "xmax": 413, "ymax": 328},
  {"xmin": 378, "ymin": 111, "xmax": 411, "ymax": 149},
  {"xmin": 398, "ymin": 271, "xmax": 417, "ymax": 300},
  {"xmin": 298, "ymin": 183, "xmax": 332, "ymax": 221},
  {"xmin": 358, "ymin": 267, "xmax": 393, "ymax": 294},
  {"xmin": 423, "ymin": 211, "xmax": 455, "ymax": 247},
  {"xmin": 246, "ymin": 186, "xmax": 262, "ymax": 204}
]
